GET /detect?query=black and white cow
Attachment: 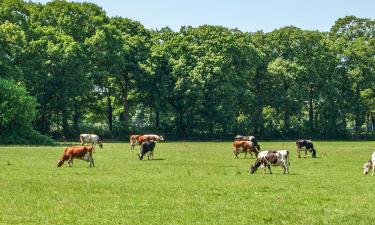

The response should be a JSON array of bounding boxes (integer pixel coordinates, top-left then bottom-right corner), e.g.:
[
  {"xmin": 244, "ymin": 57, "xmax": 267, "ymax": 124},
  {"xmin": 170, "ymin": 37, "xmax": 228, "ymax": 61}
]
[
  {"xmin": 80, "ymin": 134, "xmax": 103, "ymax": 149},
  {"xmin": 250, "ymin": 150, "xmax": 289, "ymax": 174},
  {"xmin": 138, "ymin": 141, "xmax": 156, "ymax": 160},
  {"xmin": 296, "ymin": 140, "xmax": 316, "ymax": 158}
]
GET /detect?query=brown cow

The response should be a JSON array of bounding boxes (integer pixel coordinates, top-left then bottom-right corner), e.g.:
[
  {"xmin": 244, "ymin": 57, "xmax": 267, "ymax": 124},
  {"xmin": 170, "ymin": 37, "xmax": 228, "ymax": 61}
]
[
  {"xmin": 57, "ymin": 146, "xmax": 94, "ymax": 167},
  {"xmin": 233, "ymin": 141, "xmax": 259, "ymax": 159},
  {"xmin": 130, "ymin": 135, "xmax": 141, "ymax": 150},
  {"xmin": 130, "ymin": 134, "xmax": 164, "ymax": 150}
]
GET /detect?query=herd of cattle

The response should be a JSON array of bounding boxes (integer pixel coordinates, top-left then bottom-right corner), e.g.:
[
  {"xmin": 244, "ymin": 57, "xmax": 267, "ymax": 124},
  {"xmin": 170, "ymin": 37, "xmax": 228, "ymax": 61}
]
[{"xmin": 56, "ymin": 133, "xmax": 375, "ymax": 176}]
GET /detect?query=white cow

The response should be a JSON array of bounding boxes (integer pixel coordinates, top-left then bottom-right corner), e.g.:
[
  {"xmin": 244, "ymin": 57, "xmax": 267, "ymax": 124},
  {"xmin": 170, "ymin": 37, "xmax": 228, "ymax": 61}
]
[
  {"xmin": 250, "ymin": 150, "xmax": 289, "ymax": 174},
  {"xmin": 363, "ymin": 151, "xmax": 375, "ymax": 176},
  {"xmin": 79, "ymin": 134, "xmax": 103, "ymax": 149}
]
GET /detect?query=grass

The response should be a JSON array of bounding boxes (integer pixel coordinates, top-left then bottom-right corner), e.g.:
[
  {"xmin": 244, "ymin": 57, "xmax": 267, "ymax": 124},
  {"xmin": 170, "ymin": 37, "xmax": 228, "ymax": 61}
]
[{"xmin": 0, "ymin": 141, "xmax": 374, "ymax": 225}]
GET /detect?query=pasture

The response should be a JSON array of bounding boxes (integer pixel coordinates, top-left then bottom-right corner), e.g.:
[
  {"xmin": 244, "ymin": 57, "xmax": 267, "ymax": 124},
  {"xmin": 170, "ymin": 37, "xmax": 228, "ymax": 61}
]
[{"xmin": 0, "ymin": 141, "xmax": 374, "ymax": 225}]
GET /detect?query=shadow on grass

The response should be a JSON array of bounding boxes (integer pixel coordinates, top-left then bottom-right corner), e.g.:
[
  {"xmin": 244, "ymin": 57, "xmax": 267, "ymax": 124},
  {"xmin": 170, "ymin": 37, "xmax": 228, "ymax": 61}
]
[{"xmin": 151, "ymin": 158, "xmax": 165, "ymax": 161}]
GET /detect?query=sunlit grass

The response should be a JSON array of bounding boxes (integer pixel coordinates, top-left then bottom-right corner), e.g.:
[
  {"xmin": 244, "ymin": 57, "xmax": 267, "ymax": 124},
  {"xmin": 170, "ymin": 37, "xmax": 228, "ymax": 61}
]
[{"xmin": 0, "ymin": 141, "xmax": 374, "ymax": 224}]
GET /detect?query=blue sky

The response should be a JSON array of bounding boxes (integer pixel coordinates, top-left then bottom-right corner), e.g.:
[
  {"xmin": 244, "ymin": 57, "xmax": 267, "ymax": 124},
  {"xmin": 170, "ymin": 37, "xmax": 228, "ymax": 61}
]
[{"xmin": 32, "ymin": 0, "xmax": 374, "ymax": 32}]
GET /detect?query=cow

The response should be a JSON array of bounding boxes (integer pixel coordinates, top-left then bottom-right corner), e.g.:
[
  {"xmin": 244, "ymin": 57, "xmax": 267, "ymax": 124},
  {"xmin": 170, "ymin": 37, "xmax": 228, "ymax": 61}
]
[
  {"xmin": 130, "ymin": 134, "xmax": 141, "ymax": 150},
  {"xmin": 296, "ymin": 139, "xmax": 316, "ymax": 158},
  {"xmin": 250, "ymin": 150, "xmax": 289, "ymax": 174},
  {"xmin": 80, "ymin": 134, "xmax": 103, "ymax": 149},
  {"xmin": 131, "ymin": 134, "xmax": 164, "ymax": 150},
  {"xmin": 234, "ymin": 135, "xmax": 260, "ymax": 150},
  {"xmin": 233, "ymin": 141, "xmax": 259, "ymax": 159},
  {"xmin": 57, "ymin": 146, "xmax": 94, "ymax": 167},
  {"xmin": 363, "ymin": 151, "xmax": 375, "ymax": 176},
  {"xmin": 138, "ymin": 141, "xmax": 156, "ymax": 160}
]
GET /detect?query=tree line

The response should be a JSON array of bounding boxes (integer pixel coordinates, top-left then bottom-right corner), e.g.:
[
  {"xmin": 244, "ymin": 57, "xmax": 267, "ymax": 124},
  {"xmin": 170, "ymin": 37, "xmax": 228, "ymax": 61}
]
[{"xmin": 0, "ymin": 0, "xmax": 374, "ymax": 143}]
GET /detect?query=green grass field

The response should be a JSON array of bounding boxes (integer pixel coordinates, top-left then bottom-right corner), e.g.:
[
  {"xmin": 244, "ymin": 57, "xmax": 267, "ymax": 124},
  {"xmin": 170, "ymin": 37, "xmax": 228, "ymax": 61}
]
[{"xmin": 0, "ymin": 141, "xmax": 374, "ymax": 225}]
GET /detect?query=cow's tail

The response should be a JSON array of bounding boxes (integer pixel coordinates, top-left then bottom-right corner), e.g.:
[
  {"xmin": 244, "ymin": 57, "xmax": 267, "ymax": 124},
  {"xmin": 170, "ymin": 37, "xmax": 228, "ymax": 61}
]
[{"xmin": 286, "ymin": 150, "xmax": 290, "ymax": 166}]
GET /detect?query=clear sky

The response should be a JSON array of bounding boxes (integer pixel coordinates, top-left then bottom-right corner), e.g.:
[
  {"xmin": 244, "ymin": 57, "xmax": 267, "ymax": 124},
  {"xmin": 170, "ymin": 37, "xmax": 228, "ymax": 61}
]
[{"xmin": 32, "ymin": 0, "xmax": 374, "ymax": 32}]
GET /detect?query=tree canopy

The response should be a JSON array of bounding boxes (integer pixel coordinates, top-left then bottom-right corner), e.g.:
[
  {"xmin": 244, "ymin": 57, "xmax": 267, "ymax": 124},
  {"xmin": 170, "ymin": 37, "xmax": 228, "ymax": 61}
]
[{"xmin": 0, "ymin": 0, "xmax": 374, "ymax": 143}]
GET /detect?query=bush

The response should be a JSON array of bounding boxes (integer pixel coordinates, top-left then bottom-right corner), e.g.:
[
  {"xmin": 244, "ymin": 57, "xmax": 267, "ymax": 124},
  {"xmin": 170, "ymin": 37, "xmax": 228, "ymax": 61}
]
[{"xmin": 0, "ymin": 78, "xmax": 54, "ymax": 145}]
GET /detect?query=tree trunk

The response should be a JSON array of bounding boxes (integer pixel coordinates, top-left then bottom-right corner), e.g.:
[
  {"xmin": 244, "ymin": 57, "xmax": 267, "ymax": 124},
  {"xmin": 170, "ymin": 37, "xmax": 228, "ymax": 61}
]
[
  {"xmin": 308, "ymin": 94, "xmax": 314, "ymax": 133},
  {"xmin": 107, "ymin": 92, "xmax": 113, "ymax": 132},
  {"xmin": 354, "ymin": 87, "xmax": 361, "ymax": 134},
  {"xmin": 120, "ymin": 72, "xmax": 130, "ymax": 126},
  {"xmin": 62, "ymin": 102, "xmax": 69, "ymax": 137},
  {"xmin": 155, "ymin": 108, "xmax": 160, "ymax": 131},
  {"xmin": 284, "ymin": 108, "xmax": 290, "ymax": 136},
  {"xmin": 72, "ymin": 98, "xmax": 80, "ymax": 132}
]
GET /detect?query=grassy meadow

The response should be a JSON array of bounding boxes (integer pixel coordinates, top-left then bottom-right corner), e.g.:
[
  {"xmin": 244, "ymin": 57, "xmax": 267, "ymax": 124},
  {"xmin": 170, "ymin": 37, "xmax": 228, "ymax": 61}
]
[{"xmin": 0, "ymin": 141, "xmax": 374, "ymax": 225}]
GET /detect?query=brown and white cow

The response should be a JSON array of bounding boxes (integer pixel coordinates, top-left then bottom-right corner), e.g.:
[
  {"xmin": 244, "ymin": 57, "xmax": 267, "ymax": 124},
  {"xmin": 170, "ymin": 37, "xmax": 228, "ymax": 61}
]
[
  {"xmin": 57, "ymin": 146, "xmax": 94, "ymax": 167},
  {"xmin": 233, "ymin": 141, "xmax": 259, "ymax": 159},
  {"xmin": 363, "ymin": 151, "xmax": 375, "ymax": 176},
  {"xmin": 130, "ymin": 134, "xmax": 164, "ymax": 150},
  {"xmin": 234, "ymin": 135, "xmax": 261, "ymax": 150},
  {"xmin": 250, "ymin": 150, "xmax": 289, "ymax": 174}
]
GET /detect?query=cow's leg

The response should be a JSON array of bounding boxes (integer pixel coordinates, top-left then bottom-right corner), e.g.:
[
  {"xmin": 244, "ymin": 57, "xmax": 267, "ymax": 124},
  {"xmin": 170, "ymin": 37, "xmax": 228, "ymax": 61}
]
[
  {"xmin": 234, "ymin": 153, "xmax": 238, "ymax": 159},
  {"xmin": 244, "ymin": 151, "xmax": 247, "ymax": 159},
  {"xmin": 267, "ymin": 164, "xmax": 272, "ymax": 174},
  {"xmin": 90, "ymin": 158, "xmax": 95, "ymax": 167},
  {"xmin": 263, "ymin": 163, "xmax": 267, "ymax": 174},
  {"xmin": 297, "ymin": 148, "xmax": 301, "ymax": 158},
  {"xmin": 284, "ymin": 162, "xmax": 289, "ymax": 174},
  {"xmin": 68, "ymin": 159, "xmax": 73, "ymax": 167},
  {"xmin": 304, "ymin": 149, "xmax": 307, "ymax": 158}
]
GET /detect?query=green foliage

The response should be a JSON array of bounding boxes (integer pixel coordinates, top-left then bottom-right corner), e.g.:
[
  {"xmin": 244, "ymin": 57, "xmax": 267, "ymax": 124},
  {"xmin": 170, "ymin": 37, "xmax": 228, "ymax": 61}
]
[
  {"xmin": 0, "ymin": 0, "xmax": 374, "ymax": 140},
  {"xmin": 0, "ymin": 78, "xmax": 54, "ymax": 144}
]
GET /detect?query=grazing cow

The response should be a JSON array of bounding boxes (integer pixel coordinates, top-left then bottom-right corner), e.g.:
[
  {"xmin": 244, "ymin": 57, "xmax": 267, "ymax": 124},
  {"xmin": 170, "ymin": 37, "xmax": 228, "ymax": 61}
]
[
  {"xmin": 234, "ymin": 135, "xmax": 261, "ymax": 150},
  {"xmin": 80, "ymin": 134, "xmax": 103, "ymax": 149},
  {"xmin": 363, "ymin": 151, "xmax": 375, "ymax": 176},
  {"xmin": 130, "ymin": 134, "xmax": 141, "ymax": 150},
  {"xmin": 138, "ymin": 141, "xmax": 156, "ymax": 160},
  {"xmin": 233, "ymin": 141, "xmax": 259, "ymax": 159},
  {"xmin": 57, "ymin": 146, "xmax": 94, "ymax": 167},
  {"xmin": 250, "ymin": 150, "xmax": 289, "ymax": 174},
  {"xmin": 296, "ymin": 140, "xmax": 316, "ymax": 158}
]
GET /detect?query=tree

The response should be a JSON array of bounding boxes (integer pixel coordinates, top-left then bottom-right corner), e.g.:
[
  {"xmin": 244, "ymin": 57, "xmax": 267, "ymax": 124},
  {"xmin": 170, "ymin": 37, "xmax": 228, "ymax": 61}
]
[
  {"xmin": 0, "ymin": 78, "xmax": 53, "ymax": 144},
  {"xmin": 331, "ymin": 16, "xmax": 375, "ymax": 134}
]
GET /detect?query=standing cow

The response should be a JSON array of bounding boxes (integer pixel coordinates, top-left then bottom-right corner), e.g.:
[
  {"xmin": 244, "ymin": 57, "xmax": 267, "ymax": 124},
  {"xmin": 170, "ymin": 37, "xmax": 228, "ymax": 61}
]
[
  {"xmin": 233, "ymin": 141, "xmax": 259, "ymax": 159},
  {"xmin": 130, "ymin": 134, "xmax": 164, "ymax": 150},
  {"xmin": 80, "ymin": 134, "xmax": 103, "ymax": 149},
  {"xmin": 296, "ymin": 140, "xmax": 316, "ymax": 158},
  {"xmin": 234, "ymin": 135, "xmax": 260, "ymax": 150},
  {"xmin": 250, "ymin": 150, "xmax": 289, "ymax": 174},
  {"xmin": 130, "ymin": 134, "xmax": 141, "ymax": 150},
  {"xmin": 363, "ymin": 151, "xmax": 375, "ymax": 176},
  {"xmin": 138, "ymin": 141, "xmax": 156, "ymax": 160}
]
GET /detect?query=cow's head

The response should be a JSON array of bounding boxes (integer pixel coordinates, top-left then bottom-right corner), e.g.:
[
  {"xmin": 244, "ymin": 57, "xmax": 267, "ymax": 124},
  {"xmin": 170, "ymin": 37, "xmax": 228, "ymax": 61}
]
[
  {"xmin": 363, "ymin": 162, "xmax": 372, "ymax": 175},
  {"xmin": 57, "ymin": 160, "xmax": 64, "ymax": 167},
  {"xmin": 159, "ymin": 136, "xmax": 164, "ymax": 141},
  {"xmin": 249, "ymin": 164, "xmax": 257, "ymax": 174}
]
